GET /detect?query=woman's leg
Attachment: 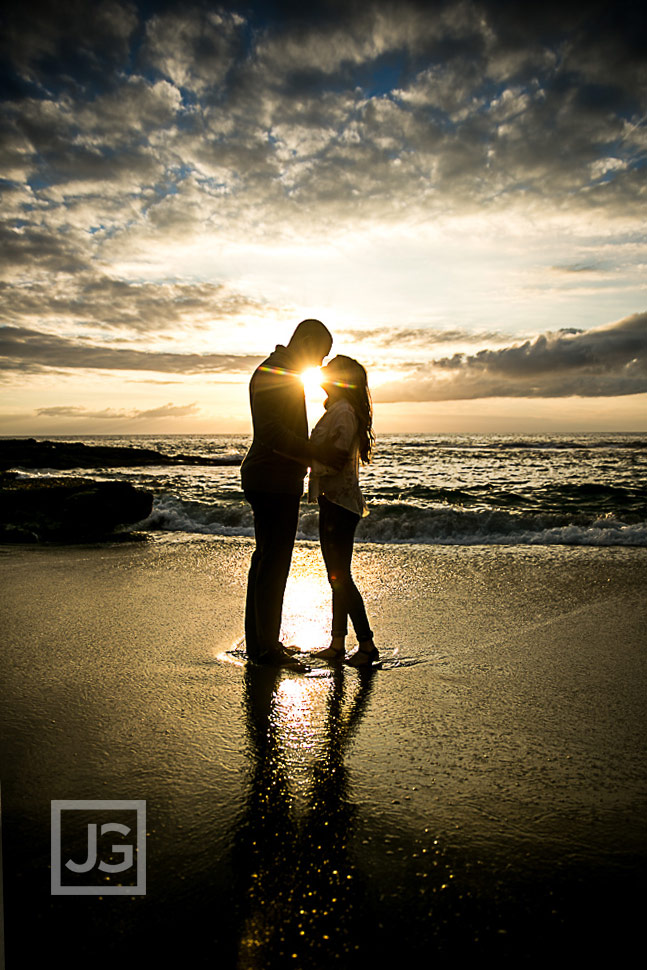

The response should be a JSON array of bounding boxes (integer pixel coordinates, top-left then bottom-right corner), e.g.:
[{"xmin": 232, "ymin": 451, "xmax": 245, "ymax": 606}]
[
  {"xmin": 319, "ymin": 496, "xmax": 373, "ymax": 643},
  {"xmin": 313, "ymin": 496, "xmax": 346, "ymax": 658}
]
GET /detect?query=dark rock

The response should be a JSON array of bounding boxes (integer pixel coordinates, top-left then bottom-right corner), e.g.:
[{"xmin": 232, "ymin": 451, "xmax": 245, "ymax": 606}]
[
  {"xmin": 0, "ymin": 523, "xmax": 39, "ymax": 543},
  {"xmin": 0, "ymin": 478, "xmax": 154, "ymax": 543},
  {"xmin": 0, "ymin": 438, "xmax": 242, "ymax": 471}
]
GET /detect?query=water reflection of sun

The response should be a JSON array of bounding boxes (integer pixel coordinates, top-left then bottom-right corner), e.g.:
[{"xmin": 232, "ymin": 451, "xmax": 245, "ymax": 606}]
[
  {"xmin": 273, "ymin": 678, "xmax": 319, "ymax": 753},
  {"xmin": 281, "ymin": 551, "xmax": 330, "ymax": 654}
]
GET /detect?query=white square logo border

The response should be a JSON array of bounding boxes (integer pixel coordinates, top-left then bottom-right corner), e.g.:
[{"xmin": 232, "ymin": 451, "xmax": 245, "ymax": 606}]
[{"xmin": 51, "ymin": 799, "xmax": 146, "ymax": 896}]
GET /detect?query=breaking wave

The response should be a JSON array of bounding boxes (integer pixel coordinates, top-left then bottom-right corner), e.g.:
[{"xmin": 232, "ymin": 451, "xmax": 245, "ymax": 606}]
[{"xmin": 140, "ymin": 493, "xmax": 647, "ymax": 547}]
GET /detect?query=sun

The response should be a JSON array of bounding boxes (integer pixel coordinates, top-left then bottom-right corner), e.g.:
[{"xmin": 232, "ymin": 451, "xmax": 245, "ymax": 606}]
[{"xmin": 300, "ymin": 366, "xmax": 324, "ymax": 398}]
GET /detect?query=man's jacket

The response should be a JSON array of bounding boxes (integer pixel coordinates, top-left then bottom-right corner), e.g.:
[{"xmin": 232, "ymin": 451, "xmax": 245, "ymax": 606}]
[{"xmin": 240, "ymin": 345, "xmax": 311, "ymax": 495}]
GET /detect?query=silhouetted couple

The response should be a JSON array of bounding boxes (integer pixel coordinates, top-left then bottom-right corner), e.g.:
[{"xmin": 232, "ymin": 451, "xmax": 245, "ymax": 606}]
[{"xmin": 241, "ymin": 319, "xmax": 378, "ymax": 670}]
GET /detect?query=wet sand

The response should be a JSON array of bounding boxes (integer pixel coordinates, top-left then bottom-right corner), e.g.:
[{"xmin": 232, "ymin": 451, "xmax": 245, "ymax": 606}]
[{"xmin": 1, "ymin": 538, "xmax": 646, "ymax": 967}]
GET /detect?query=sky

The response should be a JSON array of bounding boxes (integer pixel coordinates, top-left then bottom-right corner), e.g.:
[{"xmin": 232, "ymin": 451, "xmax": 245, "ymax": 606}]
[{"xmin": 1, "ymin": 0, "xmax": 646, "ymax": 435}]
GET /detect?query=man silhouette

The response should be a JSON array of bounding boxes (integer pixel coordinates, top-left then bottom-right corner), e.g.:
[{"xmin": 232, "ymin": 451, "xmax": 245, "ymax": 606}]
[{"xmin": 241, "ymin": 319, "xmax": 342, "ymax": 667}]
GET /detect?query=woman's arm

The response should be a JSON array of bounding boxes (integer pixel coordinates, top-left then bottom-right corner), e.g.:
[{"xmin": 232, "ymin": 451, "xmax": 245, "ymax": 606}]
[{"xmin": 309, "ymin": 405, "xmax": 356, "ymax": 471}]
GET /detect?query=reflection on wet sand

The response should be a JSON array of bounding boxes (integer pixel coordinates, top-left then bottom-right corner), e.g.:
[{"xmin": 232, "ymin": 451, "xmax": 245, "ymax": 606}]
[{"xmin": 233, "ymin": 664, "xmax": 377, "ymax": 969}]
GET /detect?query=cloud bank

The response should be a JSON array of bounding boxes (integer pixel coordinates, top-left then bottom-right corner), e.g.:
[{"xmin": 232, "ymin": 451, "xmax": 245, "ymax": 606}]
[
  {"xmin": 35, "ymin": 402, "xmax": 200, "ymax": 421},
  {"xmin": 373, "ymin": 313, "xmax": 647, "ymax": 401},
  {"xmin": 3, "ymin": 311, "xmax": 645, "ymax": 404},
  {"xmin": 0, "ymin": 326, "xmax": 262, "ymax": 376}
]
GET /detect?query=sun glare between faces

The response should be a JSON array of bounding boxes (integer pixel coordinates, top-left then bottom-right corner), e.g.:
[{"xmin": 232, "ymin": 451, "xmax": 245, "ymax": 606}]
[{"xmin": 300, "ymin": 367, "xmax": 324, "ymax": 399}]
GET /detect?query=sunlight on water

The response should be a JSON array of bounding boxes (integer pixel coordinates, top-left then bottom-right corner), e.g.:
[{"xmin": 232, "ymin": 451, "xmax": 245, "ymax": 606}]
[
  {"xmin": 273, "ymin": 677, "xmax": 321, "ymax": 753},
  {"xmin": 280, "ymin": 552, "xmax": 331, "ymax": 653},
  {"xmin": 270, "ymin": 676, "xmax": 337, "ymax": 805},
  {"xmin": 235, "ymin": 655, "xmax": 380, "ymax": 966}
]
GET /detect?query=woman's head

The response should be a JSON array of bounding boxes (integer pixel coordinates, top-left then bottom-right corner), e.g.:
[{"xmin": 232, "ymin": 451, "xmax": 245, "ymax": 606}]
[
  {"xmin": 321, "ymin": 355, "xmax": 366, "ymax": 391},
  {"xmin": 321, "ymin": 355, "xmax": 374, "ymax": 463}
]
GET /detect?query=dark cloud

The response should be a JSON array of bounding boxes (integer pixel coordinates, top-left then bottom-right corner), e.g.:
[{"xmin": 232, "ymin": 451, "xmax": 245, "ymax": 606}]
[
  {"xmin": 0, "ymin": 0, "xmax": 138, "ymax": 95},
  {"xmin": 0, "ymin": 273, "xmax": 271, "ymax": 334},
  {"xmin": 0, "ymin": 326, "xmax": 262, "ymax": 375},
  {"xmin": 1, "ymin": 0, "xmax": 644, "ymax": 227},
  {"xmin": 0, "ymin": 225, "xmax": 89, "ymax": 276},
  {"xmin": 141, "ymin": 5, "xmax": 247, "ymax": 94},
  {"xmin": 550, "ymin": 264, "xmax": 599, "ymax": 274},
  {"xmin": 373, "ymin": 313, "xmax": 647, "ymax": 401}
]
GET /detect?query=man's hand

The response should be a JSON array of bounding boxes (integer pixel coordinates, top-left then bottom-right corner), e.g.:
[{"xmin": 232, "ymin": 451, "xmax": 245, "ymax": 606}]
[{"xmin": 311, "ymin": 442, "xmax": 348, "ymax": 470}]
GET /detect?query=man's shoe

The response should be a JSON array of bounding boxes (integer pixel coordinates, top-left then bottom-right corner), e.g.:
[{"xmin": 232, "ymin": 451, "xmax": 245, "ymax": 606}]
[{"xmin": 258, "ymin": 646, "xmax": 309, "ymax": 671}]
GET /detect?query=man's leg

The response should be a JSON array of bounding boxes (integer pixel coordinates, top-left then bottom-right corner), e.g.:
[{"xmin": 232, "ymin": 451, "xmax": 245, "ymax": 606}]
[
  {"xmin": 244, "ymin": 490, "xmax": 301, "ymax": 658},
  {"xmin": 244, "ymin": 544, "xmax": 262, "ymax": 660}
]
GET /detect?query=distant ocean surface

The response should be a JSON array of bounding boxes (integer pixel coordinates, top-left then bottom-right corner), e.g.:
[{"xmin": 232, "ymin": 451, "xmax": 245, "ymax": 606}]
[{"xmin": 12, "ymin": 433, "xmax": 647, "ymax": 547}]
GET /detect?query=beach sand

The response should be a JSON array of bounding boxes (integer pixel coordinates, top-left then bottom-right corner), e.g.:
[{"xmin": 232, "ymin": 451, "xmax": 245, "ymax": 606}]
[{"xmin": 1, "ymin": 537, "xmax": 646, "ymax": 967}]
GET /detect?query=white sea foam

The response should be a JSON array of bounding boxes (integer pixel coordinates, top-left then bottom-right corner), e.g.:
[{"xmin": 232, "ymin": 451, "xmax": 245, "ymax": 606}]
[
  {"xmin": 139, "ymin": 494, "xmax": 647, "ymax": 547},
  {"xmin": 140, "ymin": 494, "xmax": 255, "ymax": 537}
]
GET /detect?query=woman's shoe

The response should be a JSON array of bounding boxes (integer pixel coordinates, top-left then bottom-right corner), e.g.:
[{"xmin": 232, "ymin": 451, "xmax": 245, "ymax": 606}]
[
  {"xmin": 313, "ymin": 637, "xmax": 345, "ymax": 661},
  {"xmin": 345, "ymin": 639, "xmax": 379, "ymax": 667}
]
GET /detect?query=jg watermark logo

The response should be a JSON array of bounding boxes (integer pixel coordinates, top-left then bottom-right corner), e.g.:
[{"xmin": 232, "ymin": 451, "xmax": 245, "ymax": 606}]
[{"xmin": 51, "ymin": 800, "xmax": 146, "ymax": 895}]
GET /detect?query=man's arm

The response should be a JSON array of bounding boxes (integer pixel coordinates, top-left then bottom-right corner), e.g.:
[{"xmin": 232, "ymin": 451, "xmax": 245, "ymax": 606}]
[
  {"xmin": 251, "ymin": 369, "xmax": 348, "ymax": 470},
  {"xmin": 271, "ymin": 437, "xmax": 347, "ymax": 470},
  {"xmin": 251, "ymin": 369, "xmax": 311, "ymax": 464}
]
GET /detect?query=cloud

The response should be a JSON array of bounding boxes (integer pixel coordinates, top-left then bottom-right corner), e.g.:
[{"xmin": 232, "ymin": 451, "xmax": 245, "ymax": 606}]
[
  {"xmin": 1, "ymin": 0, "xmax": 644, "ymax": 251},
  {"xmin": 35, "ymin": 402, "xmax": 201, "ymax": 421},
  {"xmin": 73, "ymin": 76, "xmax": 183, "ymax": 142},
  {"xmin": 0, "ymin": 326, "xmax": 263, "ymax": 375},
  {"xmin": 0, "ymin": 272, "xmax": 273, "ymax": 334},
  {"xmin": 0, "ymin": 224, "xmax": 90, "ymax": 277},
  {"xmin": 550, "ymin": 264, "xmax": 599, "ymax": 274},
  {"xmin": 341, "ymin": 326, "xmax": 513, "ymax": 346},
  {"xmin": 1, "ymin": 0, "xmax": 138, "ymax": 93},
  {"xmin": 372, "ymin": 312, "xmax": 647, "ymax": 401},
  {"xmin": 142, "ymin": 7, "xmax": 245, "ymax": 93}
]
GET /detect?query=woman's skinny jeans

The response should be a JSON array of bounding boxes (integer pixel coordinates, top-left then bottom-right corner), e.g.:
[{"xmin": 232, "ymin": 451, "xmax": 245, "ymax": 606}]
[{"xmin": 318, "ymin": 494, "xmax": 373, "ymax": 641}]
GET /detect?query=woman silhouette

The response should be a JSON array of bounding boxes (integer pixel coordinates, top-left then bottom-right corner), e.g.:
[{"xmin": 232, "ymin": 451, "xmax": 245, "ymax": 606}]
[{"xmin": 308, "ymin": 355, "xmax": 378, "ymax": 666}]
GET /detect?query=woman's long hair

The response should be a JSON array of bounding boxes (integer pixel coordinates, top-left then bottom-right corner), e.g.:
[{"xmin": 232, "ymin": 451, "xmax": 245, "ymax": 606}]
[{"xmin": 324, "ymin": 356, "xmax": 375, "ymax": 464}]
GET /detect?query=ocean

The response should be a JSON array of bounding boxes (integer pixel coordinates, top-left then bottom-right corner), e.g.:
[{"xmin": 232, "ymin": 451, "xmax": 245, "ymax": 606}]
[{"xmin": 13, "ymin": 432, "xmax": 647, "ymax": 546}]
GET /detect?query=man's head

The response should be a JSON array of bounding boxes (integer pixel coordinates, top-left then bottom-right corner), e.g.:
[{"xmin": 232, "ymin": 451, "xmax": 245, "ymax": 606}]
[{"xmin": 287, "ymin": 319, "xmax": 333, "ymax": 368}]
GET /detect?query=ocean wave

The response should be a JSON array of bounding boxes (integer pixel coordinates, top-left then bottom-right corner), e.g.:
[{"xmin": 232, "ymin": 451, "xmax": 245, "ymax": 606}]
[
  {"xmin": 487, "ymin": 438, "xmax": 647, "ymax": 451},
  {"xmin": 363, "ymin": 481, "xmax": 647, "ymax": 517},
  {"xmin": 381, "ymin": 435, "xmax": 647, "ymax": 452},
  {"xmin": 140, "ymin": 494, "xmax": 255, "ymax": 537},
  {"xmin": 354, "ymin": 503, "xmax": 647, "ymax": 546},
  {"xmin": 139, "ymin": 495, "xmax": 647, "ymax": 547}
]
